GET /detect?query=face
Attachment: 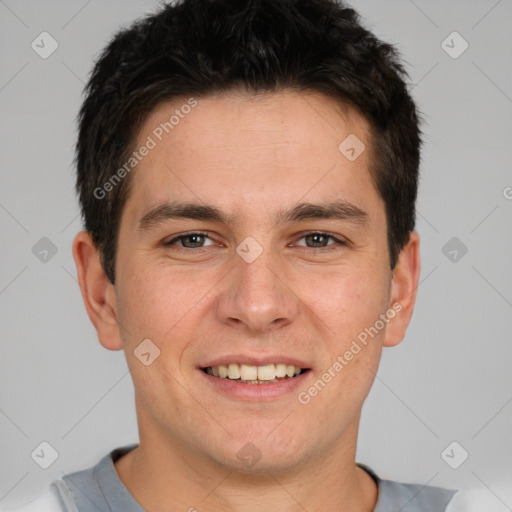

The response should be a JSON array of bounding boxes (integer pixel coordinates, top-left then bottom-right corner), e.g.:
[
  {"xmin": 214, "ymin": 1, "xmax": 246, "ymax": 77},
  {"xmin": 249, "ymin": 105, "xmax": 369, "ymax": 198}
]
[{"xmin": 88, "ymin": 90, "xmax": 415, "ymax": 473}]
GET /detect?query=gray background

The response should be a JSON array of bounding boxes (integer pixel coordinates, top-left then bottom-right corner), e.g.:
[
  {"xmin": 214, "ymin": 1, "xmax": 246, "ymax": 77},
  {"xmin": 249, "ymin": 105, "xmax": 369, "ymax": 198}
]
[{"xmin": 1, "ymin": 0, "xmax": 511, "ymax": 508}]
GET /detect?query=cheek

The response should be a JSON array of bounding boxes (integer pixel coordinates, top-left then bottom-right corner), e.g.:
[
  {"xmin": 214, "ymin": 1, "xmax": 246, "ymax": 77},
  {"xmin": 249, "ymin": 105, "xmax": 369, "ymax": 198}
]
[
  {"xmin": 302, "ymin": 264, "xmax": 390, "ymax": 341},
  {"xmin": 115, "ymin": 266, "xmax": 203, "ymax": 399},
  {"xmin": 116, "ymin": 263, "xmax": 205, "ymax": 345}
]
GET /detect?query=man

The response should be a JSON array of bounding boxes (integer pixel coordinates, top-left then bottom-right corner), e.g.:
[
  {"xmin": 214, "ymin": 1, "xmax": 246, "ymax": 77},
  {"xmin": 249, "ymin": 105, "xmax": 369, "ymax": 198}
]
[{"xmin": 4, "ymin": 0, "xmax": 477, "ymax": 510}]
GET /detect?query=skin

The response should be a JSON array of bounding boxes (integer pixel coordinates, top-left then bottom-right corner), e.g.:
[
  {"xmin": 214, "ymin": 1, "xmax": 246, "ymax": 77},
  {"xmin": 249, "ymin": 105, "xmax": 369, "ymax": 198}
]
[{"xmin": 73, "ymin": 89, "xmax": 420, "ymax": 512}]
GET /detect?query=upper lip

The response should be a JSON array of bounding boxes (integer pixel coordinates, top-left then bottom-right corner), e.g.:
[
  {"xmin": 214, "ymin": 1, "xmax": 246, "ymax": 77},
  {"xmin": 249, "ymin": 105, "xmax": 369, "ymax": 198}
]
[{"xmin": 200, "ymin": 355, "xmax": 311, "ymax": 369}]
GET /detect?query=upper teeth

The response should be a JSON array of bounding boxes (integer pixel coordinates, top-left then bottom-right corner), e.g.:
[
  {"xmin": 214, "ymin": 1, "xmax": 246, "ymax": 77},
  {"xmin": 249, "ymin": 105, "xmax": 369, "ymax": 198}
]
[{"xmin": 206, "ymin": 363, "xmax": 302, "ymax": 380}]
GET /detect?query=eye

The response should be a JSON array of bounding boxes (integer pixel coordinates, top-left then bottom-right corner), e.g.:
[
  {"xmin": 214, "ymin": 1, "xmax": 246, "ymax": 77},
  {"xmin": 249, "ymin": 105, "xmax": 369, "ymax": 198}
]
[
  {"xmin": 162, "ymin": 231, "xmax": 347, "ymax": 251},
  {"xmin": 294, "ymin": 231, "xmax": 347, "ymax": 250},
  {"xmin": 163, "ymin": 232, "xmax": 215, "ymax": 249}
]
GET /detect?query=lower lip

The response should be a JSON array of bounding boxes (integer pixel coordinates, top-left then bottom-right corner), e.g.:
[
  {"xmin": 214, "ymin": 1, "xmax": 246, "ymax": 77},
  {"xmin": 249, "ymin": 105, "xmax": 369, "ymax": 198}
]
[{"xmin": 198, "ymin": 369, "xmax": 312, "ymax": 401}]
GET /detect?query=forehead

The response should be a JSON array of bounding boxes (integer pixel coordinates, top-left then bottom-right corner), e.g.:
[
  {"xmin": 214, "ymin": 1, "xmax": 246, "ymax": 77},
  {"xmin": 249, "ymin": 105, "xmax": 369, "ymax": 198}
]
[{"xmin": 123, "ymin": 90, "xmax": 382, "ymax": 225}]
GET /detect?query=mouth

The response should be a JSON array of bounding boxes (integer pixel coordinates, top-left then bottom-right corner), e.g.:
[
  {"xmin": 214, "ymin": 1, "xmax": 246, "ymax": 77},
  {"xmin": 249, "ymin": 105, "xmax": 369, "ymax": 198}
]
[{"xmin": 201, "ymin": 363, "xmax": 311, "ymax": 384}]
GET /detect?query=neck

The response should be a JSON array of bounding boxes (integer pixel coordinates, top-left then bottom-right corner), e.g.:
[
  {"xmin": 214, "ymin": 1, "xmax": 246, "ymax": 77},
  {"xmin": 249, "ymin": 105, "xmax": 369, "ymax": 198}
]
[{"xmin": 115, "ymin": 418, "xmax": 377, "ymax": 512}]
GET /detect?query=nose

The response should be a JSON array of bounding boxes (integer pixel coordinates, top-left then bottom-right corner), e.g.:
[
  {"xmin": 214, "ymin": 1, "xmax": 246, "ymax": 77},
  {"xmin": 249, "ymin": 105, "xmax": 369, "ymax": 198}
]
[{"xmin": 214, "ymin": 244, "xmax": 300, "ymax": 335}]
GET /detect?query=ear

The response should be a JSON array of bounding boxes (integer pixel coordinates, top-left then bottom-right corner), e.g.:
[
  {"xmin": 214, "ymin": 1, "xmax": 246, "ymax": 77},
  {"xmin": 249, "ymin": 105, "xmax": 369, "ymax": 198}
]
[
  {"xmin": 72, "ymin": 230, "xmax": 123, "ymax": 351},
  {"xmin": 382, "ymin": 231, "xmax": 421, "ymax": 348}
]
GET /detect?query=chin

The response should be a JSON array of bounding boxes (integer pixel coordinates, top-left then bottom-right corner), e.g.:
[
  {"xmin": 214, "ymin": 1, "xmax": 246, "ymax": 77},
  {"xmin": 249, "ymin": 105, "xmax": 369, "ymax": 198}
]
[
  {"xmin": 208, "ymin": 427, "xmax": 313, "ymax": 475},
  {"xmin": 221, "ymin": 449, "xmax": 309, "ymax": 476}
]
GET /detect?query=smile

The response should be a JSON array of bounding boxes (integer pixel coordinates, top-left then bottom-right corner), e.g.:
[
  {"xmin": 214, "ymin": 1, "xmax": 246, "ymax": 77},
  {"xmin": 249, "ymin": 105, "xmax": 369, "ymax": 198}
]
[{"xmin": 202, "ymin": 363, "xmax": 309, "ymax": 384}]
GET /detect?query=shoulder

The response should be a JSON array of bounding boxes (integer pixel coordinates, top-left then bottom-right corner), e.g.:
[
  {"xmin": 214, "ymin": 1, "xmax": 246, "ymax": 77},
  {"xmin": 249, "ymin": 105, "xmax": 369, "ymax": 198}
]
[
  {"xmin": 376, "ymin": 478, "xmax": 457, "ymax": 511},
  {"xmin": 445, "ymin": 488, "xmax": 512, "ymax": 512},
  {"xmin": 357, "ymin": 464, "xmax": 458, "ymax": 512},
  {"xmin": 1, "ymin": 480, "xmax": 77, "ymax": 512},
  {"xmin": 2, "ymin": 444, "xmax": 141, "ymax": 512},
  {"xmin": 375, "ymin": 479, "xmax": 512, "ymax": 512}
]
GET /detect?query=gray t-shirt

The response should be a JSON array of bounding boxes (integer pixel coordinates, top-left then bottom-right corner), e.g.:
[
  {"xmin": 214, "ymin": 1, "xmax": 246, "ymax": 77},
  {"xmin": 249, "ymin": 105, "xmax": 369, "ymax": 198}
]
[{"xmin": 7, "ymin": 444, "xmax": 459, "ymax": 511}]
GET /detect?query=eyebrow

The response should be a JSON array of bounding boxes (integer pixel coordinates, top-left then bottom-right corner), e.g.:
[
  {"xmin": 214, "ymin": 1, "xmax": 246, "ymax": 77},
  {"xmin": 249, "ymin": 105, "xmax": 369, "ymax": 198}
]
[{"xmin": 138, "ymin": 199, "xmax": 369, "ymax": 230}]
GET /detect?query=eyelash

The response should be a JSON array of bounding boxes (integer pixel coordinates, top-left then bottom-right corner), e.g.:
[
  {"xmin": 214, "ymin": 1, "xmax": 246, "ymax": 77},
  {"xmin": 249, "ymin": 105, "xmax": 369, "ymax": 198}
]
[{"xmin": 163, "ymin": 231, "xmax": 348, "ymax": 252}]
